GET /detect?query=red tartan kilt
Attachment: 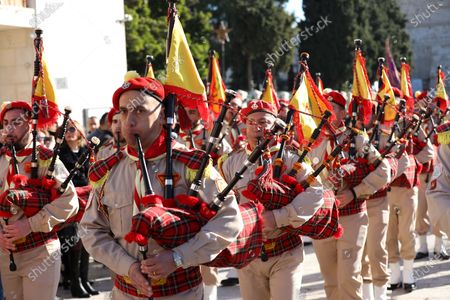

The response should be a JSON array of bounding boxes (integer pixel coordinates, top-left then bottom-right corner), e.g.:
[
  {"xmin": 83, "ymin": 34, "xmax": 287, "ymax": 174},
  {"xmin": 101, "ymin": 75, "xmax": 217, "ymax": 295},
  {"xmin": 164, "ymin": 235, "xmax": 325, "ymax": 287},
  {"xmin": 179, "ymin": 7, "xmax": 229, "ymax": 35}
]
[
  {"xmin": 129, "ymin": 202, "xmax": 264, "ymax": 269},
  {"xmin": 204, "ymin": 202, "xmax": 263, "ymax": 269},
  {"xmin": 0, "ymin": 186, "xmax": 52, "ymax": 219},
  {"xmin": 282, "ymin": 189, "xmax": 340, "ymax": 239}
]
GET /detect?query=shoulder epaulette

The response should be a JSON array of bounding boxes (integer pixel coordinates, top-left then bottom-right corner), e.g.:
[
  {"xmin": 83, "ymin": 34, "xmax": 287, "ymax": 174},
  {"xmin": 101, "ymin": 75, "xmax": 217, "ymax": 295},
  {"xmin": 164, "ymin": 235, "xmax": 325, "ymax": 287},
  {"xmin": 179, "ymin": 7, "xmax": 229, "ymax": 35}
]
[{"xmin": 88, "ymin": 151, "xmax": 125, "ymax": 188}]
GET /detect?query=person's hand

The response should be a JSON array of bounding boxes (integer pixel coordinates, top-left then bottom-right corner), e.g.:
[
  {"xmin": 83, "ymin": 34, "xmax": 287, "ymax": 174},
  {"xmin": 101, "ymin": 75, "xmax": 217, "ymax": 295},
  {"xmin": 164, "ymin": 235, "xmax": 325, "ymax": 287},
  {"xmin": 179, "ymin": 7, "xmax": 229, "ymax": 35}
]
[
  {"xmin": 140, "ymin": 250, "xmax": 178, "ymax": 281},
  {"xmin": 3, "ymin": 218, "xmax": 31, "ymax": 242},
  {"xmin": 128, "ymin": 262, "xmax": 152, "ymax": 297},
  {"xmin": 0, "ymin": 231, "xmax": 16, "ymax": 252},
  {"xmin": 336, "ymin": 189, "xmax": 355, "ymax": 208}
]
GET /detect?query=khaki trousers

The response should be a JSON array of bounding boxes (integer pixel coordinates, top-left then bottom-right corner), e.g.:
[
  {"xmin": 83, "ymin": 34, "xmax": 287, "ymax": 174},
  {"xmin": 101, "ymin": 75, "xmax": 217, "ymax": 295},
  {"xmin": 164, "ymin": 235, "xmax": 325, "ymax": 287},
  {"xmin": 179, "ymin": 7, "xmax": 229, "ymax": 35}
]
[
  {"xmin": 416, "ymin": 173, "xmax": 443, "ymax": 236},
  {"xmin": 237, "ymin": 244, "xmax": 304, "ymax": 300},
  {"xmin": 200, "ymin": 266, "xmax": 220, "ymax": 285},
  {"xmin": 387, "ymin": 186, "xmax": 418, "ymax": 263},
  {"xmin": 427, "ymin": 197, "xmax": 450, "ymax": 240},
  {"xmin": 111, "ymin": 284, "xmax": 203, "ymax": 300},
  {"xmin": 0, "ymin": 239, "xmax": 61, "ymax": 300},
  {"xmin": 361, "ymin": 197, "xmax": 390, "ymax": 287},
  {"xmin": 313, "ymin": 211, "xmax": 368, "ymax": 300}
]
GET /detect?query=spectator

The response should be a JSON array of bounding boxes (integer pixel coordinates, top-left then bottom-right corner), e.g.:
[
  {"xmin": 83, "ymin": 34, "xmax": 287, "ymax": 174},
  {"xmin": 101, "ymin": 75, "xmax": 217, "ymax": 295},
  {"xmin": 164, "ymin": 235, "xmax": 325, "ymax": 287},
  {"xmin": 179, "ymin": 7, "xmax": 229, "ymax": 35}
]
[
  {"xmin": 87, "ymin": 112, "xmax": 112, "ymax": 149},
  {"xmin": 87, "ymin": 116, "xmax": 99, "ymax": 134}
]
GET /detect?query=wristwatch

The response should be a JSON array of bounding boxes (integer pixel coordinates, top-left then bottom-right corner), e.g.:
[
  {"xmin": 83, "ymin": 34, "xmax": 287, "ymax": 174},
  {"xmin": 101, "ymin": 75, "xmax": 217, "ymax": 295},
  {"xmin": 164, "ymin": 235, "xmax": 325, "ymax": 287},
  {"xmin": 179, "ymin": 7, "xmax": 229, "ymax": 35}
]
[{"xmin": 172, "ymin": 251, "xmax": 183, "ymax": 268}]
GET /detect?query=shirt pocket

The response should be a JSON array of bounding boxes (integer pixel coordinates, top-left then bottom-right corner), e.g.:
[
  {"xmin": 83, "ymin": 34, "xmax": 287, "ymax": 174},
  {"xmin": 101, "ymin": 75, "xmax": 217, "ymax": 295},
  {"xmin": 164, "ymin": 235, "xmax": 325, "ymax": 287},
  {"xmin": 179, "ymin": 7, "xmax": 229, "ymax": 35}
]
[{"xmin": 102, "ymin": 186, "xmax": 133, "ymax": 239}]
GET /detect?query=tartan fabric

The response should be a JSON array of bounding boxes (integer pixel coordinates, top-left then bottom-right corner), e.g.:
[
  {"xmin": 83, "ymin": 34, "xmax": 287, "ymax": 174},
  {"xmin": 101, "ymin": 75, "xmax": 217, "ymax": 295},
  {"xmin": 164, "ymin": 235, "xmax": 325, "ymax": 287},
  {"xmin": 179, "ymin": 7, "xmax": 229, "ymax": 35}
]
[
  {"xmin": 88, "ymin": 151, "xmax": 124, "ymax": 183},
  {"xmin": 341, "ymin": 158, "xmax": 375, "ymax": 188},
  {"xmin": 339, "ymin": 198, "xmax": 366, "ymax": 216},
  {"xmin": 262, "ymin": 232, "xmax": 303, "ymax": 259},
  {"xmin": 0, "ymin": 186, "xmax": 52, "ymax": 218},
  {"xmin": 243, "ymin": 179, "xmax": 292, "ymax": 211},
  {"xmin": 129, "ymin": 206, "xmax": 202, "ymax": 249},
  {"xmin": 37, "ymin": 145, "xmax": 53, "ymax": 161},
  {"xmin": 14, "ymin": 231, "xmax": 58, "ymax": 253},
  {"xmin": 412, "ymin": 137, "xmax": 427, "ymax": 155},
  {"xmin": 172, "ymin": 149, "xmax": 206, "ymax": 170},
  {"xmin": 283, "ymin": 189, "xmax": 340, "ymax": 239},
  {"xmin": 391, "ymin": 154, "xmax": 421, "ymax": 188},
  {"xmin": 53, "ymin": 186, "xmax": 91, "ymax": 231},
  {"xmin": 205, "ymin": 202, "xmax": 264, "ymax": 269},
  {"xmin": 114, "ymin": 266, "xmax": 202, "ymax": 298}
]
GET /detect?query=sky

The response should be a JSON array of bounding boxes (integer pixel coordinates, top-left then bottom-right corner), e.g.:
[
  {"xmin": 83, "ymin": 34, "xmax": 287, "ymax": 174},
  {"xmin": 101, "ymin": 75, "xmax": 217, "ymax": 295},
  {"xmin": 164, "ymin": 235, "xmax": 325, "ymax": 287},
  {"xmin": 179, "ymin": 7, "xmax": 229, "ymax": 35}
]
[{"xmin": 286, "ymin": 0, "xmax": 304, "ymax": 21}]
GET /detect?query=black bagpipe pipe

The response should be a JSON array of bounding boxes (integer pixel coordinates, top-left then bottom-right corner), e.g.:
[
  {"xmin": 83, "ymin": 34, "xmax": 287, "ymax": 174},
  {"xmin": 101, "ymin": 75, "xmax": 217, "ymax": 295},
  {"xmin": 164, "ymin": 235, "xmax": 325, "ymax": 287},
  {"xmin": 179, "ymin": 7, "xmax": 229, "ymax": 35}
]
[
  {"xmin": 367, "ymin": 94, "xmax": 389, "ymax": 151},
  {"xmin": 334, "ymin": 114, "xmax": 421, "ymax": 191},
  {"xmin": 212, "ymin": 105, "xmax": 242, "ymax": 153},
  {"xmin": 125, "ymin": 119, "xmax": 287, "ymax": 269},
  {"xmin": 45, "ymin": 107, "xmax": 72, "ymax": 180},
  {"xmin": 387, "ymin": 97, "xmax": 406, "ymax": 144},
  {"xmin": 187, "ymin": 90, "xmax": 235, "ymax": 197},
  {"xmin": 4, "ymin": 145, "xmax": 18, "ymax": 271}
]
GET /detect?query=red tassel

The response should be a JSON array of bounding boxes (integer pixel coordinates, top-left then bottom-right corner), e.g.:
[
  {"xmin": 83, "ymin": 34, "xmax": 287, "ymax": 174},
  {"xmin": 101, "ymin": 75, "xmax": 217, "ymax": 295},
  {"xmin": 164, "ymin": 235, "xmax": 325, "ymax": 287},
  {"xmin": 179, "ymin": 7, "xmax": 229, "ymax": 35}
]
[
  {"xmin": 124, "ymin": 232, "xmax": 137, "ymax": 243},
  {"xmin": 199, "ymin": 202, "xmax": 217, "ymax": 220},
  {"xmin": 0, "ymin": 211, "xmax": 13, "ymax": 218},
  {"xmin": 27, "ymin": 178, "xmax": 42, "ymax": 187},
  {"xmin": 333, "ymin": 224, "xmax": 344, "ymax": 239},
  {"xmin": 41, "ymin": 178, "xmax": 56, "ymax": 190},
  {"xmin": 140, "ymin": 195, "xmax": 164, "ymax": 207},
  {"xmin": 163, "ymin": 198, "xmax": 176, "ymax": 208},
  {"xmin": 254, "ymin": 166, "xmax": 264, "ymax": 176},
  {"xmin": 294, "ymin": 184, "xmax": 305, "ymax": 194},
  {"xmin": 175, "ymin": 194, "xmax": 201, "ymax": 208},
  {"xmin": 281, "ymin": 174, "xmax": 298, "ymax": 188},
  {"xmin": 135, "ymin": 233, "xmax": 148, "ymax": 246},
  {"xmin": 11, "ymin": 174, "xmax": 29, "ymax": 187}
]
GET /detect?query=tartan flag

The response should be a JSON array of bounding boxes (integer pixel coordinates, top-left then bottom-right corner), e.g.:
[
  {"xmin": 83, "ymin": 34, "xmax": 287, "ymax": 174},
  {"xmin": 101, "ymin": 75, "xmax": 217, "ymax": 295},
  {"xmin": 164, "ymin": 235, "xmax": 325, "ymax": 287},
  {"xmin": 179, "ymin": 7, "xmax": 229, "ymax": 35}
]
[
  {"xmin": 434, "ymin": 67, "xmax": 448, "ymax": 112},
  {"xmin": 377, "ymin": 67, "xmax": 397, "ymax": 125},
  {"xmin": 350, "ymin": 49, "xmax": 373, "ymax": 125},
  {"xmin": 260, "ymin": 68, "xmax": 280, "ymax": 111},
  {"xmin": 207, "ymin": 52, "xmax": 227, "ymax": 118},
  {"xmin": 164, "ymin": 5, "xmax": 209, "ymax": 123},
  {"xmin": 400, "ymin": 61, "xmax": 414, "ymax": 115}
]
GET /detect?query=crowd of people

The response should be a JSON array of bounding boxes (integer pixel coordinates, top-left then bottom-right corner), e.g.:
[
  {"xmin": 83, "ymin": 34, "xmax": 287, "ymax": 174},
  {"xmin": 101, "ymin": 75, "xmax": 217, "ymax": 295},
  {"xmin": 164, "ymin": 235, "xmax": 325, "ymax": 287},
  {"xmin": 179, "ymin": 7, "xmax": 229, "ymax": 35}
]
[{"xmin": 0, "ymin": 71, "xmax": 448, "ymax": 300}]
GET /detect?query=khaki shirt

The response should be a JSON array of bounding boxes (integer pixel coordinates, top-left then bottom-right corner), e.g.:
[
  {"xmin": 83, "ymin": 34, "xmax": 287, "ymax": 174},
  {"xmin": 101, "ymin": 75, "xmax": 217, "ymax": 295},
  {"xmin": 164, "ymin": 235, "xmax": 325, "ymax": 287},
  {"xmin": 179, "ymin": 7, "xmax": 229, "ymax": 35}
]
[
  {"xmin": 96, "ymin": 139, "xmax": 119, "ymax": 161},
  {"xmin": 426, "ymin": 145, "xmax": 450, "ymax": 220},
  {"xmin": 0, "ymin": 149, "xmax": 78, "ymax": 232},
  {"xmin": 219, "ymin": 146, "xmax": 324, "ymax": 239},
  {"xmin": 415, "ymin": 126, "xmax": 435, "ymax": 165},
  {"xmin": 80, "ymin": 144, "xmax": 243, "ymax": 277}
]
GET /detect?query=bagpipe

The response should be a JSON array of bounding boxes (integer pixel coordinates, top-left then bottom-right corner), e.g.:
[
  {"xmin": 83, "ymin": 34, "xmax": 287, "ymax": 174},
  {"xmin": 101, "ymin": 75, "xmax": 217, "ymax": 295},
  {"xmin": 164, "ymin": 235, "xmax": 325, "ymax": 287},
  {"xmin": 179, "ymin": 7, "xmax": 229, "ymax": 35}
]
[
  {"xmin": 241, "ymin": 111, "xmax": 342, "ymax": 241},
  {"xmin": 124, "ymin": 97, "xmax": 287, "ymax": 269}
]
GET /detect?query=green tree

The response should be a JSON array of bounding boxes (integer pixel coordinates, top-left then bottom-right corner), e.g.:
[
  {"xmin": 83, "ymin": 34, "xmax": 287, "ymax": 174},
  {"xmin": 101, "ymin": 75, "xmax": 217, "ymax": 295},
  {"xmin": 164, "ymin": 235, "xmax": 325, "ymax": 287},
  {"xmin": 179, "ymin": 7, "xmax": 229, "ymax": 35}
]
[
  {"xmin": 299, "ymin": 0, "xmax": 411, "ymax": 90},
  {"xmin": 197, "ymin": 0, "xmax": 298, "ymax": 90},
  {"xmin": 124, "ymin": 0, "xmax": 212, "ymax": 80}
]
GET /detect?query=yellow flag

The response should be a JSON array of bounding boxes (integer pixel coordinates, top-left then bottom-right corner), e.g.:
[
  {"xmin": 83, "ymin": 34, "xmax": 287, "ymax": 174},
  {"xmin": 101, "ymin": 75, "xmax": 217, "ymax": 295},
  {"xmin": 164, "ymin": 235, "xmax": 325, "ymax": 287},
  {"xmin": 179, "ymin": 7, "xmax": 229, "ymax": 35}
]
[
  {"xmin": 377, "ymin": 68, "xmax": 397, "ymax": 124},
  {"xmin": 208, "ymin": 55, "xmax": 226, "ymax": 118},
  {"xmin": 260, "ymin": 69, "xmax": 280, "ymax": 110},
  {"xmin": 290, "ymin": 73, "xmax": 317, "ymax": 140},
  {"xmin": 165, "ymin": 14, "xmax": 209, "ymax": 121}
]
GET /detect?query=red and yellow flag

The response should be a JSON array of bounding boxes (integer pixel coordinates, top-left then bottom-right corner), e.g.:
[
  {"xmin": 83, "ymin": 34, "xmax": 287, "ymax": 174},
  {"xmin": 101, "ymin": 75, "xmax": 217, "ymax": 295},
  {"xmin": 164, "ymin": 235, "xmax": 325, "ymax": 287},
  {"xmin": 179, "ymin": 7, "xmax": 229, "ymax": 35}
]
[
  {"xmin": 434, "ymin": 67, "xmax": 448, "ymax": 112},
  {"xmin": 260, "ymin": 68, "xmax": 280, "ymax": 110},
  {"xmin": 400, "ymin": 61, "xmax": 414, "ymax": 115},
  {"xmin": 164, "ymin": 7, "xmax": 209, "ymax": 123},
  {"xmin": 377, "ymin": 67, "xmax": 397, "ymax": 124},
  {"xmin": 32, "ymin": 55, "xmax": 59, "ymax": 129},
  {"xmin": 316, "ymin": 74, "xmax": 324, "ymax": 95},
  {"xmin": 350, "ymin": 49, "xmax": 373, "ymax": 125},
  {"xmin": 290, "ymin": 68, "xmax": 334, "ymax": 143},
  {"xmin": 208, "ymin": 53, "xmax": 226, "ymax": 118}
]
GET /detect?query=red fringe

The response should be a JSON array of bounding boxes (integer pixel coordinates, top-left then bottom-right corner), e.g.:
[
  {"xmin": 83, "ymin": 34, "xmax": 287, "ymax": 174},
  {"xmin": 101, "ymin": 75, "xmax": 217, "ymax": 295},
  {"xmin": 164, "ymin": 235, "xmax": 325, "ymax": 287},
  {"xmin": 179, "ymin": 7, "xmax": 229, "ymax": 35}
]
[
  {"xmin": 241, "ymin": 187, "xmax": 257, "ymax": 201},
  {"xmin": 140, "ymin": 195, "xmax": 164, "ymax": 207},
  {"xmin": 41, "ymin": 178, "xmax": 56, "ymax": 190},
  {"xmin": 175, "ymin": 194, "xmax": 201, "ymax": 208},
  {"xmin": 281, "ymin": 174, "xmax": 298, "ymax": 188},
  {"xmin": 11, "ymin": 174, "xmax": 29, "ymax": 187},
  {"xmin": 333, "ymin": 224, "xmax": 344, "ymax": 239}
]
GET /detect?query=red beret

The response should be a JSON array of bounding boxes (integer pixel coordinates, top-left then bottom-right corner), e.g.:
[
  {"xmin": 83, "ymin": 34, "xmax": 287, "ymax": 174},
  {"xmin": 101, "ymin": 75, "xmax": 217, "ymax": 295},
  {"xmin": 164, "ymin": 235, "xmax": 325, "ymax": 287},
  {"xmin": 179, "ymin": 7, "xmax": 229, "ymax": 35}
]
[
  {"xmin": 415, "ymin": 90, "xmax": 428, "ymax": 100},
  {"xmin": 0, "ymin": 101, "xmax": 32, "ymax": 124},
  {"xmin": 112, "ymin": 77, "xmax": 165, "ymax": 110},
  {"xmin": 279, "ymin": 98, "xmax": 289, "ymax": 107},
  {"xmin": 107, "ymin": 108, "xmax": 119, "ymax": 124},
  {"xmin": 241, "ymin": 100, "xmax": 277, "ymax": 123},
  {"xmin": 324, "ymin": 91, "xmax": 346, "ymax": 108},
  {"xmin": 392, "ymin": 87, "xmax": 403, "ymax": 98}
]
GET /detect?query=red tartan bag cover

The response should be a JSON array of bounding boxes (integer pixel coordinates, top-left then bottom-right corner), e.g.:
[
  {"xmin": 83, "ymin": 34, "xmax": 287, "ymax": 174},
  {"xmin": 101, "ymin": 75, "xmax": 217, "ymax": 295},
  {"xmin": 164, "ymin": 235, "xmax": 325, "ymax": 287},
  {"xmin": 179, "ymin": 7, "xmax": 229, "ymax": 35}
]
[
  {"xmin": 241, "ymin": 171, "xmax": 343, "ymax": 240},
  {"xmin": 391, "ymin": 154, "xmax": 422, "ymax": 188},
  {"xmin": 125, "ymin": 197, "xmax": 264, "ymax": 269}
]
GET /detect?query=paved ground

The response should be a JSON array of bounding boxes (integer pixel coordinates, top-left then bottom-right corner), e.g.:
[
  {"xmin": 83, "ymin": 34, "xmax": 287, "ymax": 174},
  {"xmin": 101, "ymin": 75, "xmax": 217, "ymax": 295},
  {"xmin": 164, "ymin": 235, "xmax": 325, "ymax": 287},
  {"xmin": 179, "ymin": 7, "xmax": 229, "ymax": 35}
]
[{"xmin": 57, "ymin": 234, "xmax": 450, "ymax": 300}]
